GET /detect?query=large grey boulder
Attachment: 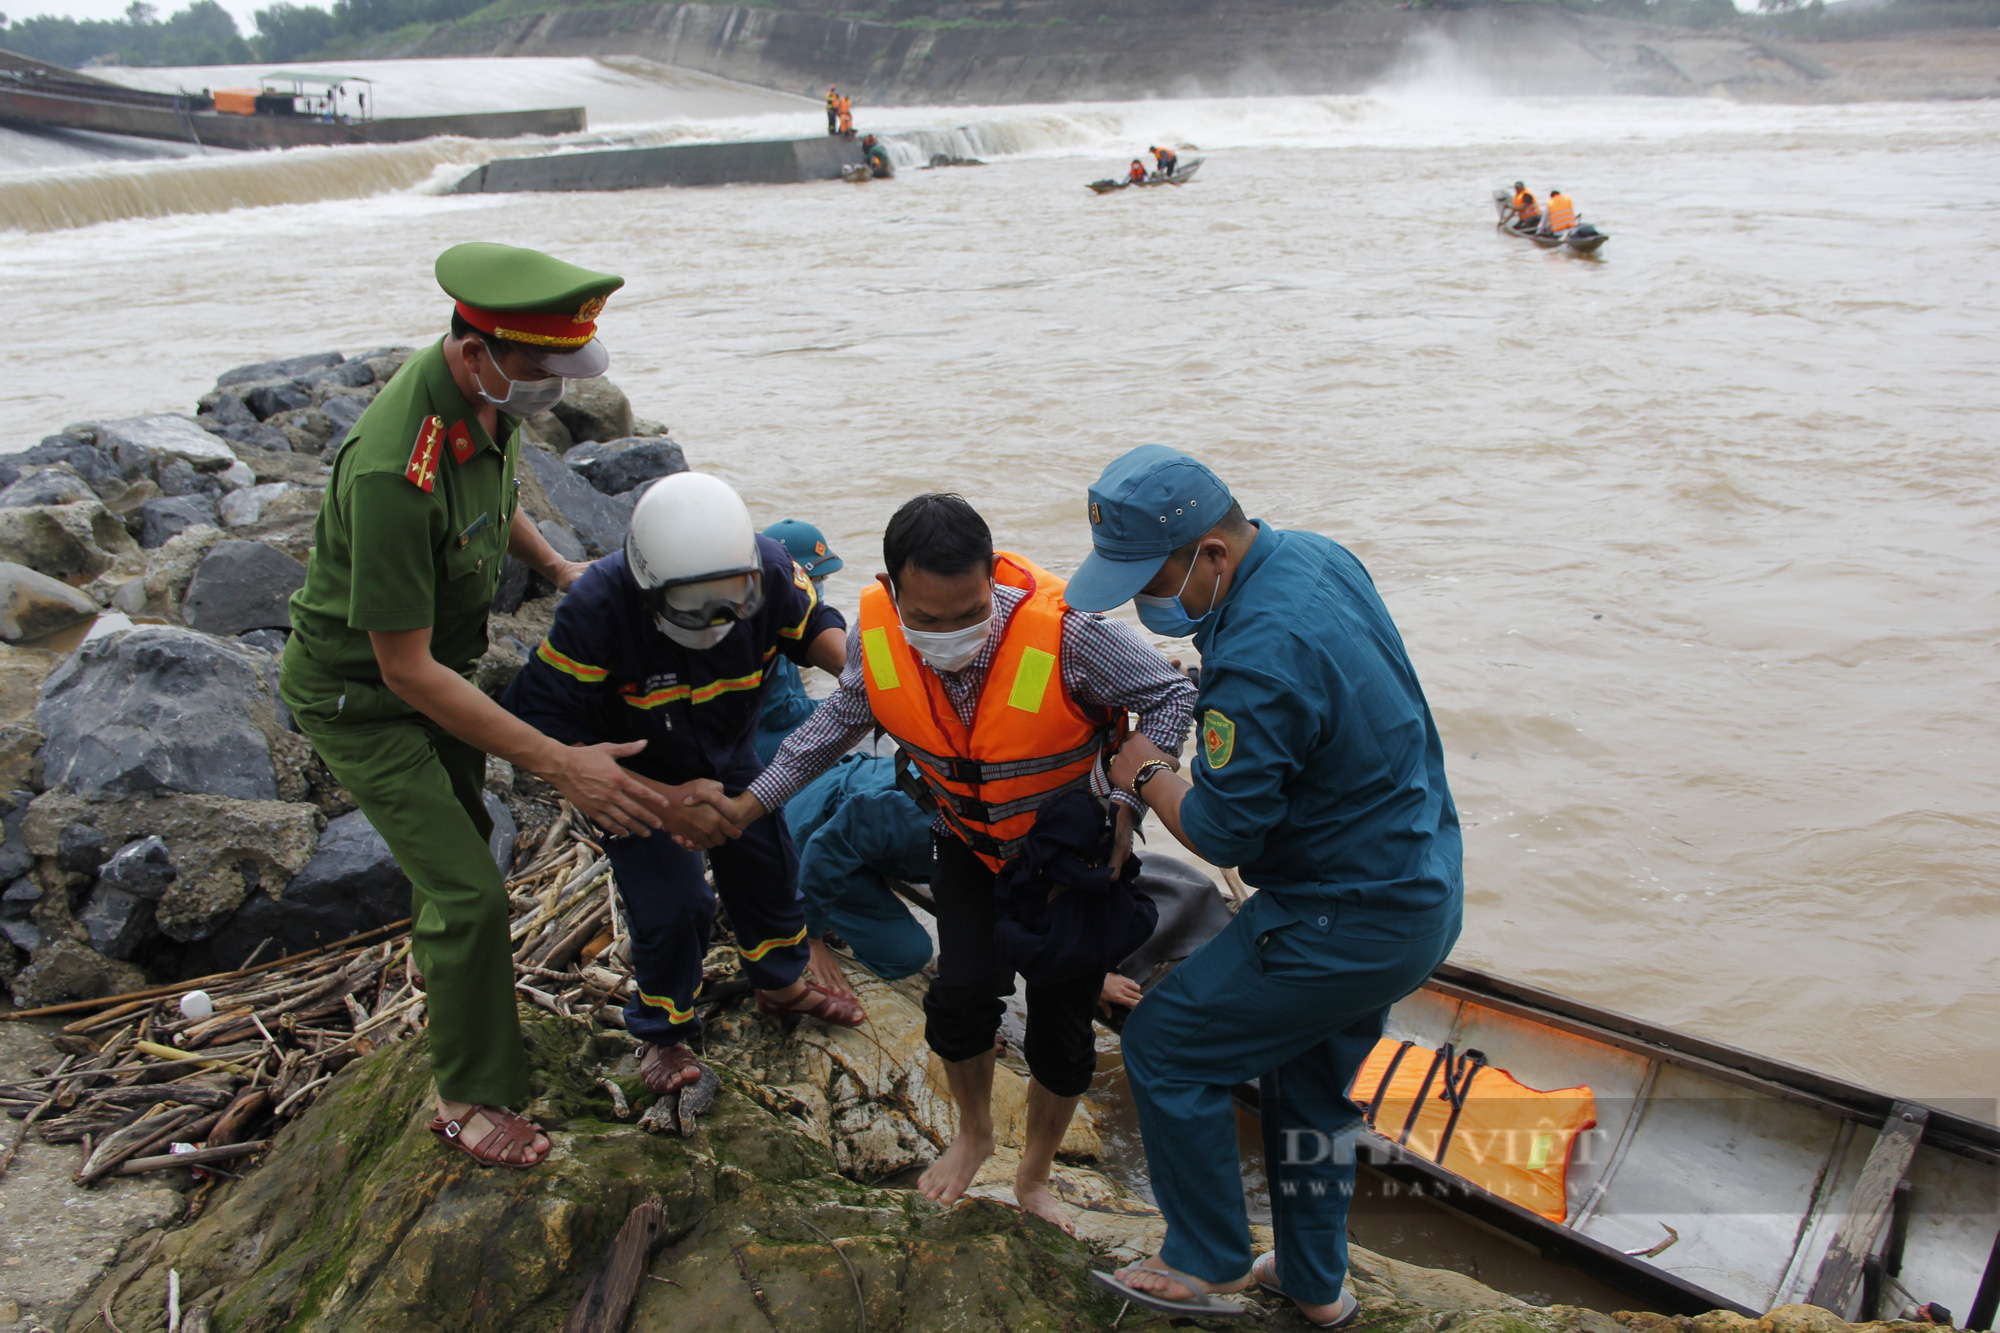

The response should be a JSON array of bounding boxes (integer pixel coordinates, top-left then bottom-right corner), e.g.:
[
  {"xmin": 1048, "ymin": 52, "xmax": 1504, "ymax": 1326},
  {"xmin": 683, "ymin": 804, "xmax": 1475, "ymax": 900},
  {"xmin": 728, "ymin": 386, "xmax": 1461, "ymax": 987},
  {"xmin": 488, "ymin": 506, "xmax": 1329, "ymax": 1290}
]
[
  {"xmin": 8, "ymin": 936, "xmax": 145, "ymax": 1007},
  {"xmin": 199, "ymin": 390, "xmax": 258, "ymax": 429},
  {"xmin": 182, "ymin": 540, "xmax": 308, "ymax": 637},
  {"xmin": 0, "ymin": 500, "xmax": 141, "ymax": 582},
  {"xmin": 56, "ymin": 821, "xmax": 107, "ymax": 873},
  {"xmin": 99, "ymin": 834, "xmax": 177, "ymax": 899},
  {"xmin": 517, "ymin": 446, "xmax": 631, "ymax": 557},
  {"xmin": 36, "ymin": 625, "xmax": 282, "ymax": 801},
  {"xmin": 0, "ymin": 465, "xmax": 97, "ymax": 508},
  {"xmin": 321, "ymin": 393, "xmax": 368, "ymax": 442},
  {"xmin": 24, "ymin": 792, "xmax": 322, "ymax": 944},
  {"xmin": 78, "ymin": 882, "xmax": 155, "ymax": 959},
  {"xmin": 216, "ymin": 351, "xmax": 343, "ymax": 388},
  {"xmin": 0, "ymin": 561, "xmax": 97, "ymax": 643},
  {"xmin": 550, "ymin": 376, "xmax": 633, "ymax": 444},
  {"xmin": 563, "ymin": 436, "xmax": 687, "ymax": 497},
  {"xmin": 0, "ymin": 791, "xmax": 33, "ymax": 883},
  {"xmin": 91, "ymin": 414, "xmax": 240, "ymax": 476},
  {"xmin": 245, "ymin": 381, "xmax": 312, "ymax": 421},
  {"xmin": 307, "ymin": 360, "xmax": 375, "ymax": 392},
  {"xmin": 218, "ymin": 482, "xmax": 295, "ymax": 528},
  {"xmin": 137, "ymin": 494, "xmax": 219, "ymax": 549},
  {"xmin": 18, "ymin": 436, "xmax": 123, "ymax": 498}
]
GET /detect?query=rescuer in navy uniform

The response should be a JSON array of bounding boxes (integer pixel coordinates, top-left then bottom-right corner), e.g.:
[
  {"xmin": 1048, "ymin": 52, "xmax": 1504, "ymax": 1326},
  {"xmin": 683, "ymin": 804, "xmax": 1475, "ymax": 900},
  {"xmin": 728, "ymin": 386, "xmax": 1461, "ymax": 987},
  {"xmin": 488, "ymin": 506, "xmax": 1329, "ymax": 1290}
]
[
  {"xmin": 1068, "ymin": 445, "xmax": 1464, "ymax": 1325},
  {"xmin": 500, "ymin": 472, "xmax": 859, "ymax": 1100}
]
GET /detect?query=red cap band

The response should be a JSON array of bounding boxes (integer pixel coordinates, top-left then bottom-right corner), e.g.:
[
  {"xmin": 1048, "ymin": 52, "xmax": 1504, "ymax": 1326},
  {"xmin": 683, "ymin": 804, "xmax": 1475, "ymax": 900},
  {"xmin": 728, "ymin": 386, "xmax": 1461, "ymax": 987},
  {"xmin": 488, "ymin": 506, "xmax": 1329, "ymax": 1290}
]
[{"xmin": 455, "ymin": 297, "xmax": 604, "ymax": 349}]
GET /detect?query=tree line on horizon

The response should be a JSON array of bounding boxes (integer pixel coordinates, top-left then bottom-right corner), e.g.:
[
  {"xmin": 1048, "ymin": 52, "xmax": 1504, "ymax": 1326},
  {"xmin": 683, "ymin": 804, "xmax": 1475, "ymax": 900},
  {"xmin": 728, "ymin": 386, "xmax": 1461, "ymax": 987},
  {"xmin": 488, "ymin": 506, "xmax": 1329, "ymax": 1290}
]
[{"xmin": 0, "ymin": 0, "xmax": 1992, "ymax": 68}]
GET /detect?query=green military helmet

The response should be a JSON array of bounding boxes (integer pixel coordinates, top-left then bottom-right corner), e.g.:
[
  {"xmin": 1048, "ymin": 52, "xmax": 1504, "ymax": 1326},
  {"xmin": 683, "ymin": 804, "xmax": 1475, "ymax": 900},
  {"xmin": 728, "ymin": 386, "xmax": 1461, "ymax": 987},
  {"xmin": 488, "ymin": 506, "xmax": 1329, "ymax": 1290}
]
[{"xmin": 436, "ymin": 242, "xmax": 625, "ymax": 378}]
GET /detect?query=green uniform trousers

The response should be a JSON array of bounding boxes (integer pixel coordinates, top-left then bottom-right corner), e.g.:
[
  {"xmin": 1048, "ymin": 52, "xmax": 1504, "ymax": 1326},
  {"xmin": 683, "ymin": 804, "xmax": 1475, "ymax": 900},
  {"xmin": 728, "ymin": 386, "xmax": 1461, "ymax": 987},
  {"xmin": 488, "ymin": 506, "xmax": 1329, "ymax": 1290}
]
[{"xmin": 295, "ymin": 701, "xmax": 528, "ymax": 1108}]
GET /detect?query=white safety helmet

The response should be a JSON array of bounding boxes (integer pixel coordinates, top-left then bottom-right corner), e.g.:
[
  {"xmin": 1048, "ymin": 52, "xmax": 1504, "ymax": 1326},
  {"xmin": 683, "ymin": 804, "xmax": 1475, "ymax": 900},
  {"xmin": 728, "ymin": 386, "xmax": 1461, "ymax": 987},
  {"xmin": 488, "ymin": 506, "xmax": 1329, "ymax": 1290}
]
[{"xmin": 625, "ymin": 473, "xmax": 765, "ymax": 644}]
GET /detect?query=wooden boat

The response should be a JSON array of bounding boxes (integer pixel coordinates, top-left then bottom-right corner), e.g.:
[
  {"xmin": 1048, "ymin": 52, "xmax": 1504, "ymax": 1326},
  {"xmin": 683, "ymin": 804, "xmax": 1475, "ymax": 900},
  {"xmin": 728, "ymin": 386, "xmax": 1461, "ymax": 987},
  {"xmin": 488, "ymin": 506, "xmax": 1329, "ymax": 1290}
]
[
  {"xmin": 0, "ymin": 50, "xmax": 583, "ymax": 150},
  {"xmin": 1491, "ymin": 188, "xmax": 1609, "ymax": 256},
  {"xmin": 1087, "ymin": 156, "xmax": 1204, "ymax": 194},
  {"xmin": 1116, "ymin": 865, "xmax": 2000, "ymax": 1327}
]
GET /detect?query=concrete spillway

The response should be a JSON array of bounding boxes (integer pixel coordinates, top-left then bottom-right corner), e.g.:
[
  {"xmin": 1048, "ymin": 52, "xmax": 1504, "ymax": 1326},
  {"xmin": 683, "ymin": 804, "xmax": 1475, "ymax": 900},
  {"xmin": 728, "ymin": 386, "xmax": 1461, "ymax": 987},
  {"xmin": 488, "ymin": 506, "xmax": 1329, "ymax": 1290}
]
[{"xmin": 449, "ymin": 134, "xmax": 865, "ymax": 195}]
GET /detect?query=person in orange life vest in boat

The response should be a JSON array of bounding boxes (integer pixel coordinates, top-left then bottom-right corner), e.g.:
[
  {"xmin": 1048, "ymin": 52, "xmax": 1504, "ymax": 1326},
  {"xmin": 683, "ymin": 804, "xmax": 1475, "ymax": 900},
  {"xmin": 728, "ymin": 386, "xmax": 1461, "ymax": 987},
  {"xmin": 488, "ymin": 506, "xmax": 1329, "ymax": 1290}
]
[
  {"xmin": 1507, "ymin": 181, "xmax": 1541, "ymax": 229},
  {"xmin": 1151, "ymin": 146, "xmax": 1179, "ymax": 178},
  {"xmin": 709, "ymin": 494, "xmax": 1196, "ymax": 1235},
  {"xmin": 1539, "ymin": 189, "xmax": 1578, "ymax": 235},
  {"xmin": 1129, "ymin": 159, "xmax": 1148, "ymax": 185}
]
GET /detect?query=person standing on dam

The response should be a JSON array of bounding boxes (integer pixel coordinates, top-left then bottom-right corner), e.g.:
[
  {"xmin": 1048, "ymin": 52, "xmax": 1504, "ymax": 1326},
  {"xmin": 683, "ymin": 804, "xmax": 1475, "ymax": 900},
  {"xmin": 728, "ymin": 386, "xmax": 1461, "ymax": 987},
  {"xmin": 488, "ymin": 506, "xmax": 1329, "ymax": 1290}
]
[
  {"xmin": 281, "ymin": 243, "xmax": 690, "ymax": 1170},
  {"xmin": 826, "ymin": 84, "xmax": 840, "ymax": 135},
  {"xmin": 1067, "ymin": 446, "xmax": 1463, "ymax": 1323},
  {"xmin": 708, "ymin": 493, "xmax": 1196, "ymax": 1233}
]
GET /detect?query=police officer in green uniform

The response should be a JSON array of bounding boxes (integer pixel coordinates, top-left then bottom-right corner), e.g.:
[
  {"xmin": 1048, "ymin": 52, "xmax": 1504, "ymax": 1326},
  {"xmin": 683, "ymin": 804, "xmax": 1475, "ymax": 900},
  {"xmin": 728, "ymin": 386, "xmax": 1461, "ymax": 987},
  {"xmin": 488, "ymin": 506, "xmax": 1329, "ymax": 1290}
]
[{"xmin": 281, "ymin": 243, "xmax": 737, "ymax": 1169}]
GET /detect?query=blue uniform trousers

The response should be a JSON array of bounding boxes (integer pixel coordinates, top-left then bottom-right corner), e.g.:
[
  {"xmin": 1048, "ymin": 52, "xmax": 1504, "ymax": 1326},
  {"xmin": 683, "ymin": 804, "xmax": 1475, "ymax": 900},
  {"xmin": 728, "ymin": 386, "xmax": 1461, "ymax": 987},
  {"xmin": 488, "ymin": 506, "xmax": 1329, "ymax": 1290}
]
[
  {"xmin": 789, "ymin": 755, "xmax": 936, "ymax": 981},
  {"xmin": 606, "ymin": 807, "xmax": 810, "ymax": 1045},
  {"xmin": 1122, "ymin": 892, "xmax": 1459, "ymax": 1304}
]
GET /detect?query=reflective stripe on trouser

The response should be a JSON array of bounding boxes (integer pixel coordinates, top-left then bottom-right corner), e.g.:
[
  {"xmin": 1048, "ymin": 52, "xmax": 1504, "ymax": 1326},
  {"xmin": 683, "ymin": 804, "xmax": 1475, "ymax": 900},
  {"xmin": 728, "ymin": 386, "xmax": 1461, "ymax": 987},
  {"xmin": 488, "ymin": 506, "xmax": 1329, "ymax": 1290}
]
[
  {"xmin": 605, "ymin": 802, "xmax": 810, "ymax": 1045},
  {"xmin": 1121, "ymin": 901, "xmax": 1457, "ymax": 1304},
  {"xmin": 295, "ymin": 712, "xmax": 526, "ymax": 1108}
]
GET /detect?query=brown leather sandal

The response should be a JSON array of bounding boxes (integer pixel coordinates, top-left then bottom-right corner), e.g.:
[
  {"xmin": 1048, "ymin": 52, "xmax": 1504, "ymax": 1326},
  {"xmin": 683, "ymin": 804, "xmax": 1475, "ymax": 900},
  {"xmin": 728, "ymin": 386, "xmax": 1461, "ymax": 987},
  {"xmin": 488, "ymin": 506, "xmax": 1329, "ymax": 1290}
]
[
  {"xmin": 756, "ymin": 978, "xmax": 865, "ymax": 1028},
  {"xmin": 639, "ymin": 1042, "xmax": 707, "ymax": 1096},
  {"xmin": 429, "ymin": 1106, "xmax": 549, "ymax": 1169}
]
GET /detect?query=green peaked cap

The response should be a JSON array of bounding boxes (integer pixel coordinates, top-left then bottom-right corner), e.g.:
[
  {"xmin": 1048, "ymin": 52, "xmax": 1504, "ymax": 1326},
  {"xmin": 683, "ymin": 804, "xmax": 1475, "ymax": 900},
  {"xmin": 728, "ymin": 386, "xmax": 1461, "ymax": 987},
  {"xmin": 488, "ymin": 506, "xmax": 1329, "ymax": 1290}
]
[{"xmin": 434, "ymin": 242, "xmax": 624, "ymax": 316}]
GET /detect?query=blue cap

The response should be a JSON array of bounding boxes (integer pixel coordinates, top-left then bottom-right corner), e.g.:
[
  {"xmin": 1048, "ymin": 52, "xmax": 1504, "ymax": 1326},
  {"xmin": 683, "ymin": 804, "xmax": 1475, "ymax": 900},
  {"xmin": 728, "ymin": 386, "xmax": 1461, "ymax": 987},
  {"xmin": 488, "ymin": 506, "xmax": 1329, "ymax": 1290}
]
[
  {"xmin": 762, "ymin": 519, "xmax": 844, "ymax": 577},
  {"xmin": 1066, "ymin": 445, "xmax": 1233, "ymax": 612}
]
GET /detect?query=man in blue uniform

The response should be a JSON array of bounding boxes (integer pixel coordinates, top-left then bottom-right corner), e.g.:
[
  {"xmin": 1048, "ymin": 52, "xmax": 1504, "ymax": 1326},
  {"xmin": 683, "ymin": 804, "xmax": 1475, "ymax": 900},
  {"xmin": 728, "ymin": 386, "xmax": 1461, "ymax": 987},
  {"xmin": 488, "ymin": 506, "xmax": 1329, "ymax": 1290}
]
[
  {"xmin": 1066, "ymin": 445, "xmax": 1463, "ymax": 1324},
  {"xmin": 501, "ymin": 472, "xmax": 862, "ymax": 1098}
]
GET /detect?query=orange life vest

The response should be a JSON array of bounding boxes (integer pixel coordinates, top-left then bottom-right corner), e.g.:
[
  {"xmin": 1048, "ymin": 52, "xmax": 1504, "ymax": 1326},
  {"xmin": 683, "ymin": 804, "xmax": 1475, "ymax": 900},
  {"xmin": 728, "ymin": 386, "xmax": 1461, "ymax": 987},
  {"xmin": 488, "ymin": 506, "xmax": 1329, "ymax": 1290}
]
[
  {"xmin": 1351, "ymin": 1038, "xmax": 1597, "ymax": 1223},
  {"xmin": 1545, "ymin": 193, "xmax": 1576, "ymax": 232},
  {"xmin": 1512, "ymin": 188, "xmax": 1539, "ymax": 220},
  {"xmin": 858, "ymin": 553, "xmax": 1118, "ymax": 871},
  {"xmin": 1130, "ymin": 163, "xmax": 1147, "ymax": 183}
]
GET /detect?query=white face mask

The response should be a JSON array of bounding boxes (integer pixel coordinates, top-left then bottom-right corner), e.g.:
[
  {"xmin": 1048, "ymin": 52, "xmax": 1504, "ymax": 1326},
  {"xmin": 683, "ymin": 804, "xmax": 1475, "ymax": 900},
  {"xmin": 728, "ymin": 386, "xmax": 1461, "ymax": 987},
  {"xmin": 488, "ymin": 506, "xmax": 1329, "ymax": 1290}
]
[
  {"xmin": 894, "ymin": 584, "xmax": 993, "ymax": 672},
  {"xmin": 656, "ymin": 617, "xmax": 733, "ymax": 650},
  {"xmin": 477, "ymin": 356, "xmax": 566, "ymax": 418}
]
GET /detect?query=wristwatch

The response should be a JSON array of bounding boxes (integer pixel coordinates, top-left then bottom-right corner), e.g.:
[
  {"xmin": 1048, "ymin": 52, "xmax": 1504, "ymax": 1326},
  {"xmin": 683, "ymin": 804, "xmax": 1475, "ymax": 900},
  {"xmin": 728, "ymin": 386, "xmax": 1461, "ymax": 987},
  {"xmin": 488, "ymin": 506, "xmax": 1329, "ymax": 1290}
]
[{"xmin": 1131, "ymin": 758, "xmax": 1174, "ymax": 796}]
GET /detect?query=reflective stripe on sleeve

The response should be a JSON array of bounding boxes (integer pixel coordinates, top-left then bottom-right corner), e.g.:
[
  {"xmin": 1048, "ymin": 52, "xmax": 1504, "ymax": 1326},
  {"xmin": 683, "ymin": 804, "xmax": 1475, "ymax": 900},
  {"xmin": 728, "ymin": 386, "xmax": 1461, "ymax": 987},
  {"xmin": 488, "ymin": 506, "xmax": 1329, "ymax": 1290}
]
[{"xmin": 536, "ymin": 639, "xmax": 609, "ymax": 683}]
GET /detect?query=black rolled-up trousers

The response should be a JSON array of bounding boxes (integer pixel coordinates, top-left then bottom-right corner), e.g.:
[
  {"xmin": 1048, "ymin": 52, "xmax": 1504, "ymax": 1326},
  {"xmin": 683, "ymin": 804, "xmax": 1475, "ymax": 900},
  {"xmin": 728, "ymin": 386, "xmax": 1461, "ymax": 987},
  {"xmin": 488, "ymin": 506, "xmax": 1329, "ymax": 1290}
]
[{"xmin": 921, "ymin": 832, "xmax": 1101, "ymax": 1097}]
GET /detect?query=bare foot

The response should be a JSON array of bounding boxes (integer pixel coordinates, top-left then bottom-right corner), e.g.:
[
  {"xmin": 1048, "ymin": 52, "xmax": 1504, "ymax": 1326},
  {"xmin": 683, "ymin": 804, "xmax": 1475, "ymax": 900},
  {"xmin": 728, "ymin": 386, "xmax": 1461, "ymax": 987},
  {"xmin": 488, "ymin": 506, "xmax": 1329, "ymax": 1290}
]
[
  {"xmin": 918, "ymin": 1129, "xmax": 995, "ymax": 1206},
  {"xmin": 1117, "ymin": 1254, "xmax": 1254, "ymax": 1302},
  {"xmin": 1014, "ymin": 1177, "xmax": 1076, "ymax": 1235},
  {"xmin": 808, "ymin": 936, "xmax": 857, "ymax": 1004}
]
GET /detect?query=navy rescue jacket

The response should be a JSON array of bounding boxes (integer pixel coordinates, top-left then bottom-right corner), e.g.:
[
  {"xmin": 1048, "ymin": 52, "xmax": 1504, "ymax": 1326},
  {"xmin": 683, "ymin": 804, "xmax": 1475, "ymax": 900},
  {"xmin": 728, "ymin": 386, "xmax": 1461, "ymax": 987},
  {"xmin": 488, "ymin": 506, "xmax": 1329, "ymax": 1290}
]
[{"xmin": 501, "ymin": 534, "xmax": 845, "ymax": 784}]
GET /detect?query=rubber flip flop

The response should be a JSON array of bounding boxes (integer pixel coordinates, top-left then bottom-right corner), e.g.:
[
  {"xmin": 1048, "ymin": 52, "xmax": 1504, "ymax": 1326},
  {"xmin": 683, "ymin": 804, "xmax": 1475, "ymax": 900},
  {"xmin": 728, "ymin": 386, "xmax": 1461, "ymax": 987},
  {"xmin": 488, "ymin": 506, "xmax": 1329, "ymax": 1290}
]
[
  {"xmin": 1251, "ymin": 1253, "xmax": 1359, "ymax": 1329},
  {"xmin": 1089, "ymin": 1260, "xmax": 1251, "ymax": 1319}
]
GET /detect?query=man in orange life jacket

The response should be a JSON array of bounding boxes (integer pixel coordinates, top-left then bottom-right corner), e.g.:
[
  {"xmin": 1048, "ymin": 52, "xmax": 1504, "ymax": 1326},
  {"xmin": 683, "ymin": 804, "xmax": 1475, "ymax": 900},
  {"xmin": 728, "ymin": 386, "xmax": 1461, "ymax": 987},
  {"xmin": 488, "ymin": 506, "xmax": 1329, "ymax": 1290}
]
[
  {"xmin": 1151, "ymin": 145, "xmax": 1179, "ymax": 177},
  {"xmin": 714, "ymin": 494, "xmax": 1196, "ymax": 1232},
  {"xmin": 1129, "ymin": 159, "xmax": 1148, "ymax": 185},
  {"xmin": 1540, "ymin": 188, "xmax": 1577, "ymax": 235},
  {"xmin": 1508, "ymin": 180, "xmax": 1540, "ymax": 229}
]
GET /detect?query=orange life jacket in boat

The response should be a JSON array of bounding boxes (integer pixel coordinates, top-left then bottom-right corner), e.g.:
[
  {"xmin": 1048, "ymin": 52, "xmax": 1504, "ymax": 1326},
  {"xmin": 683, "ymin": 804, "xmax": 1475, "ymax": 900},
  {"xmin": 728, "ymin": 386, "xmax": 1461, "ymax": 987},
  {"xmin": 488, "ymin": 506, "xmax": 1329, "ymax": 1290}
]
[
  {"xmin": 1512, "ymin": 188, "xmax": 1540, "ymax": 221},
  {"xmin": 1350, "ymin": 1038, "xmax": 1597, "ymax": 1223},
  {"xmin": 858, "ymin": 553, "xmax": 1121, "ymax": 871},
  {"xmin": 1545, "ymin": 193, "xmax": 1577, "ymax": 232},
  {"xmin": 1130, "ymin": 162, "xmax": 1147, "ymax": 183}
]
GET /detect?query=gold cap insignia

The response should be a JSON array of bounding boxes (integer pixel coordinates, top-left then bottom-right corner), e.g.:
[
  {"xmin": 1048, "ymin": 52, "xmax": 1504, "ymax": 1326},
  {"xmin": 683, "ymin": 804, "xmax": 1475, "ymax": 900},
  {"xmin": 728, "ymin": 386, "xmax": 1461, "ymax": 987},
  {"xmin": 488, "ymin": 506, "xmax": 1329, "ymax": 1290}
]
[
  {"xmin": 573, "ymin": 295, "xmax": 607, "ymax": 325},
  {"xmin": 814, "ymin": 540, "xmax": 827, "ymax": 556},
  {"xmin": 1090, "ymin": 502, "xmax": 1102, "ymax": 524}
]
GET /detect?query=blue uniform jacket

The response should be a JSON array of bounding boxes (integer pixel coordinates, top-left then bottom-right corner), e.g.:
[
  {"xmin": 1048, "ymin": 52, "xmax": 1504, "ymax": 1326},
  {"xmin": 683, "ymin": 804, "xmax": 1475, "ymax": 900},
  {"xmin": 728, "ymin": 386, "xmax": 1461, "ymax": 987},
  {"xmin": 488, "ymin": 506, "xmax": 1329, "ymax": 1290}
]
[
  {"xmin": 501, "ymin": 535, "xmax": 845, "ymax": 785},
  {"xmin": 1178, "ymin": 521, "xmax": 1462, "ymax": 935}
]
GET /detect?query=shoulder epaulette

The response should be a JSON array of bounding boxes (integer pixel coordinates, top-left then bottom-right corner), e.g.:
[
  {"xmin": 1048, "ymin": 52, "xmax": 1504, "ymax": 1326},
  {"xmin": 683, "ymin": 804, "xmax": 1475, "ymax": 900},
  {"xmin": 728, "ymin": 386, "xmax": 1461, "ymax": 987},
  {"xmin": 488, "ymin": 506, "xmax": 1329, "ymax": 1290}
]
[{"xmin": 405, "ymin": 416, "xmax": 444, "ymax": 492}]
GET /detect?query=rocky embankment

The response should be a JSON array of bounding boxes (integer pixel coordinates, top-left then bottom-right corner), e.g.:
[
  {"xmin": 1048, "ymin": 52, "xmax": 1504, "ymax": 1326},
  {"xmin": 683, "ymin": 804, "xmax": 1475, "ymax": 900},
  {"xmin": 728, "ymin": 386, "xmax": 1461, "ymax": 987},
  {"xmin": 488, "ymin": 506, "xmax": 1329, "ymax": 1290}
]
[
  {"xmin": 0, "ymin": 346, "xmax": 685, "ymax": 1011},
  {"xmin": 367, "ymin": 0, "xmax": 2000, "ymax": 106}
]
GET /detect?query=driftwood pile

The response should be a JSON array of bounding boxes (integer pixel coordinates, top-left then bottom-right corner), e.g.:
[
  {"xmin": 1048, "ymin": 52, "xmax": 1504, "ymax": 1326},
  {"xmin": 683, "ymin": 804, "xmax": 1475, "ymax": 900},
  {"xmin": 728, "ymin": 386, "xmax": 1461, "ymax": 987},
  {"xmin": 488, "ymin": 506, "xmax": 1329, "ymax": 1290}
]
[{"xmin": 0, "ymin": 806, "xmax": 661, "ymax": 1190}]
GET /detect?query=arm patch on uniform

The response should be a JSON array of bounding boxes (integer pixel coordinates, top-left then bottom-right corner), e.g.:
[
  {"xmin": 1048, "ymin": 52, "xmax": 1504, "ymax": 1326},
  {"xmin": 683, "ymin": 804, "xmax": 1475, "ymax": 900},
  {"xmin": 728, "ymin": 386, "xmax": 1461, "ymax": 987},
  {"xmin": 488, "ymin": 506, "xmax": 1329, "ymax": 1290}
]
[
  {"xmin": 1202, "ymin": 709, "xmax": 1235, "ymax": 769},
  {"xmin": 447, "ymin": 419, "xmax": 475, "ymax": 466},
  {"xmin": 404, "ymin": 416, "xmax": 445, "ymax": 493}
]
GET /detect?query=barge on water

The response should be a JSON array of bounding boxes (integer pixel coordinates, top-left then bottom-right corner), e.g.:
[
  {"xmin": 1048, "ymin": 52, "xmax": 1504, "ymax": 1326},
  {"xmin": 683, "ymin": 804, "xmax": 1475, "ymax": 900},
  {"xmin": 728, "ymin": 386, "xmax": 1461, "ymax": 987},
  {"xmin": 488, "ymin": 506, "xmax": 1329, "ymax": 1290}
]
[{"xmin": 0, "ymin": 50, "xmax": 585, "ymax": 150}]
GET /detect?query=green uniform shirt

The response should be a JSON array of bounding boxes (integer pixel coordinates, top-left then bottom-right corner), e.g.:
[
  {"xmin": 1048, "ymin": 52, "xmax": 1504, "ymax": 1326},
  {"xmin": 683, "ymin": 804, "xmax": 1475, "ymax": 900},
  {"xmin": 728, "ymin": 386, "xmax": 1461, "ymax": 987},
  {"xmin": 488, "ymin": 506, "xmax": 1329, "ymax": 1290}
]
[{"xmin": 284, "ymin": 340, "xmax": 518, "ymax": 723}]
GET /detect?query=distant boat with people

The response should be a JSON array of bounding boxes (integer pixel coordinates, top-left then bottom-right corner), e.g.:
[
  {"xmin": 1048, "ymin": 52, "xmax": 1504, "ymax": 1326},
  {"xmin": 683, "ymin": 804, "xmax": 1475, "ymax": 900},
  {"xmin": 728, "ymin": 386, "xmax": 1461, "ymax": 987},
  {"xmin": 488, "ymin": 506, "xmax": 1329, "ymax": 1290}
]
[{"xmin": 0, "ymin": 48, "xmax": 585, "ymax": 150}]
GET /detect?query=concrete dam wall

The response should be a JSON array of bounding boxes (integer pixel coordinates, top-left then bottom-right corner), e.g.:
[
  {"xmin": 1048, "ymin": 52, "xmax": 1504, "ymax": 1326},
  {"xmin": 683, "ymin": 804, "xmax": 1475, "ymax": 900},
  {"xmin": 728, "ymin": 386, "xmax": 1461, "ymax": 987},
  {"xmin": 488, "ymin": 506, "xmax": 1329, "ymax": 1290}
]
[{"xmin": 450, "ymin": 133, "xmax": 865, "ymax": 194}]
